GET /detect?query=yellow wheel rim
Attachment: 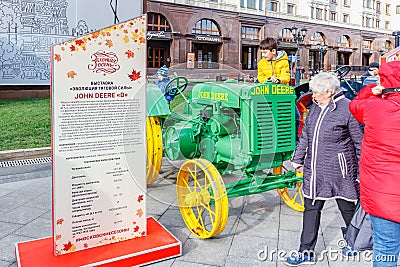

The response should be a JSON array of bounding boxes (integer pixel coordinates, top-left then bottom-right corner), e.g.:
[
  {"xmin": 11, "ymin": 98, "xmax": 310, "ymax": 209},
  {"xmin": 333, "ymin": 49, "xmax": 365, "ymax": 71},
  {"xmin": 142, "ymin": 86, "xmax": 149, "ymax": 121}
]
[
  {"xmin": 176, "ymin": 159, "xmax": 228, "ymax": 238},
  {"xmin": 274, "ymin": 166, "xmax": 305, "ymax": 212},
  {"xmin": 146, "ymin": 117, "xmax": 163, "ymax": 185}
]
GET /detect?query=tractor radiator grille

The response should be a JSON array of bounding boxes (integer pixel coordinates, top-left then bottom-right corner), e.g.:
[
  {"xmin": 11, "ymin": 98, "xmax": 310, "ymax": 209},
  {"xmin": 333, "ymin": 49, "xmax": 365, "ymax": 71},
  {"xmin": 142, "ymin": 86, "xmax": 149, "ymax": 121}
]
[{"xmin": 255, "ymin": 101, "xmax": 293, "ymax": 152}]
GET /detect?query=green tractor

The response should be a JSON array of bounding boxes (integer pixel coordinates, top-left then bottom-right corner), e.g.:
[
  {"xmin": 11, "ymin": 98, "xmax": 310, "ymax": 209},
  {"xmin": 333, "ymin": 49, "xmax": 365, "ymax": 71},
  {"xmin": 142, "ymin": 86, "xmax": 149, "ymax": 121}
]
[{"xmin": 146, "ymin": 75, "xmax": 303, "ymax": 239}]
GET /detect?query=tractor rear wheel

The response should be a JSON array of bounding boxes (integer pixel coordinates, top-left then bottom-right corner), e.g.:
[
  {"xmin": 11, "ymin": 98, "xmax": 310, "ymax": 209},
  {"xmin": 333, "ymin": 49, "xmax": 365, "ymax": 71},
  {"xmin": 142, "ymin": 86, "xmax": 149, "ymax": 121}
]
[
  {"xmin": 274, "ymin": 166, "xmax": 305, "ymax": 212},
  {"xmin": 146, "ymin": 116, "xmax": 163, "ymax": 184},
  {"xmin": 176, "ymin": 159, "xmax": 228, "ymax": 238}
]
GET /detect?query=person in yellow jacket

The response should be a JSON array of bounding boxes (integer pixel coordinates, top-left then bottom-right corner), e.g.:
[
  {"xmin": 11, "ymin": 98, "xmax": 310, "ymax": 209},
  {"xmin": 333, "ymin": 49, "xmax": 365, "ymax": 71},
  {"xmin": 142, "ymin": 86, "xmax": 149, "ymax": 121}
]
[{"xmin": 257, "ymin": 37, "xmax": 290, "ymax": 85}]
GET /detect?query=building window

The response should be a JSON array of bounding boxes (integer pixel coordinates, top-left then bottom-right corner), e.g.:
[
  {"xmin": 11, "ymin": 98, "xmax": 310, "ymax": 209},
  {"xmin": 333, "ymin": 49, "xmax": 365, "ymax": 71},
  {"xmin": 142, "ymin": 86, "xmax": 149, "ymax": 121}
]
[
  {"xmin": 242, "ymin": 27, "xmax": 260, "ymax": 40},
  {"xmin": 278, "ymin": 28, "xmax": 294, "ymax": 42},
  {"xmin": 344, "ymin": 0, "xmax": 350, "ymax": 6},
  {"xmin": 377, "ymin": 2, "xmax": 381, "ymax": 12},
  {"xmin": 287, "ymin": 4, "xmax": 295, "ymax": 14},
  {"xmin": 147, "ymin": 12, "xmax": 171, "ymax": 32},
  {"xmin": 365, "ymin": 0, "xmax": 371, "ymax": 8},
  {"xmin": 363, "ymin": 40, "xmax": 372, "ymax": 49},
  {"xmin": 376, "ymin": 20, "xmax": 380, "ymax": 28},
  {"xmin": 311, "ymin": 7, "xmax": 314, "ymax": 18},
  {"xmin": 247, "ymin": 0, "xmax": 256, "ymax": 9},
  {"xmin": 270, "ymin": 1, "xmax": 278, "ymax": 11},
  {"xmin": 396, "ymin": 5, "xmax": 400, "ymax": 14},
  {"xmin": 240, "ymin": 0, "xmax": 245, "ymax": 7},
  {"xmin": 385, "ymin": 40, "xmax": 391, "ymax": 50},
  {"xmin": 365, "ymin": 17, "xmax": 371, "ymax": 27},
  {"xmin": 315, "ymin": 8, "xmax": 323, "ymax": 20},
  {"xmin": 385, "ymin": 4, "xmax": 390, "ymax": 15},
  {"xmin": 337, "ymin": 35, "xmax": 350, "ymax": 47},
  {"xmin": 331, "ymin": 0, "xmax": 337, "ymax": 3},
  {"xmin": 310, "ymin": 32, "xmax": 324, "ymax": 46},
  {"xmin": 385, "ymin": 21, "xmax": 390, "ymax": 29},
  {"xmin": 192, "ymin": 19, "xmax": 220, "ymax": 36},
  {"xmin": 343, "ymin": 14, "xmax": 349, "ymax": 23},
  {"xmin": 209, "ymin": 0, "xmax": 218, "ymax": 8},
  {"xmin": 330, "ymin": 11, "xmax": 337, "ymax": 21}
]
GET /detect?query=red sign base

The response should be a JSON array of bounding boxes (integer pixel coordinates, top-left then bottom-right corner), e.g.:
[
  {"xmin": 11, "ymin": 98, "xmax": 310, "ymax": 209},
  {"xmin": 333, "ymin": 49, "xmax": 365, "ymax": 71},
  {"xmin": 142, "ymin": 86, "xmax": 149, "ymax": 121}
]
[{"xmin": 15, "ymin": 217, "xmax": 181, "ymax": 267}]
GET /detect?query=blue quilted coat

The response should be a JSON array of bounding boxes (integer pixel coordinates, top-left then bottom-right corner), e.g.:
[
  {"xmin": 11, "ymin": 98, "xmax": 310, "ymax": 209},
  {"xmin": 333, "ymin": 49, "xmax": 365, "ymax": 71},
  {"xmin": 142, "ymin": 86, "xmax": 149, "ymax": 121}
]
[{"xmin": 292, "ymin": 91, "xmax": 362, "ymax": 201}]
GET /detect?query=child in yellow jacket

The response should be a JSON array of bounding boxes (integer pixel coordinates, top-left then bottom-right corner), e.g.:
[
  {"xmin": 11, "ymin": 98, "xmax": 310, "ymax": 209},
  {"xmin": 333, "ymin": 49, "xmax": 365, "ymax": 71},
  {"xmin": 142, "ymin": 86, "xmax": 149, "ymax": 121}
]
[{"xmin": 257, "ymin": 37, "xmax": 290, "ymax": 85}]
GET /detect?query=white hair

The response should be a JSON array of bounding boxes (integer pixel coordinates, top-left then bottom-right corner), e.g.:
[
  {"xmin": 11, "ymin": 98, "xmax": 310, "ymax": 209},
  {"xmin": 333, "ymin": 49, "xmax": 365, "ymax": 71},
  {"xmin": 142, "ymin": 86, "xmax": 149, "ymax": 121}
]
[{"xmin": 309, "ymin": 72, "xmax": 340, "ymax": 94}]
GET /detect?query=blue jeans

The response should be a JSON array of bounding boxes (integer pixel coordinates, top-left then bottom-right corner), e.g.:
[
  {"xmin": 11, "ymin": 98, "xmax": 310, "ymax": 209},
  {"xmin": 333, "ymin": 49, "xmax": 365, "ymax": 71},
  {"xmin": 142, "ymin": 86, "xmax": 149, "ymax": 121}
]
[{"xmin": 370, "ymin": 215, "xmax": 400, "ymax": 267}]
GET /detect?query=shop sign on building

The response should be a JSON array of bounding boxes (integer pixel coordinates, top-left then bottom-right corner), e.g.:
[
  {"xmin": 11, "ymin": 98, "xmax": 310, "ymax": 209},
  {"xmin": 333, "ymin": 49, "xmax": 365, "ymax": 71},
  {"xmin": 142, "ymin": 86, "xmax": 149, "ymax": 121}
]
[
  {"xmin": 195, "ymin": 35, "xmax": 222, "ymax": 43},
  {"xmin": 147, "ymin": 31, "xmax": 172, "ymax": 40},
  {"xmin": 338, "ymin": 47, "xmax": 353, "ymax": 52}
]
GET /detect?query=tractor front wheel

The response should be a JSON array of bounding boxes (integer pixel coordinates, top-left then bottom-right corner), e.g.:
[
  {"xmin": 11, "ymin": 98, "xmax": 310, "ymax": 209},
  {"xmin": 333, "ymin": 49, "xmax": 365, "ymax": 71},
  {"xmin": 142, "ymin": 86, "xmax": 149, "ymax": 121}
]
[
  {"xmin": 274, "ymin": 166, "xmax": 305, "ymax": 212},
  {"xmin": 146, "ymin": 116, "xmax": 163, "ymax": 184},
  {"xmin": 176, "ymin": 159, "xmax": 228, "ymax": 238}
]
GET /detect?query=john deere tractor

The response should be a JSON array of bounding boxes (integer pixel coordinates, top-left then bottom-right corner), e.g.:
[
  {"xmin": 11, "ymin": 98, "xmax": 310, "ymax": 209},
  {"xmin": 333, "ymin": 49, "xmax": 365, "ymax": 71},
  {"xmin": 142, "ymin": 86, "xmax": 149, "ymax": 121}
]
[{"xmin": 146, "ymin": 76, "xmax": 303, "ymax": 239}]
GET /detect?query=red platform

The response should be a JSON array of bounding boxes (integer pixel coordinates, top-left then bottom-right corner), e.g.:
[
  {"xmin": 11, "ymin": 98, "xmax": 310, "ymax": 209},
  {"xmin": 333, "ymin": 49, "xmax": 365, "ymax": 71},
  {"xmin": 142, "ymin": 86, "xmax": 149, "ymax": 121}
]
[{"xmin": 15, "ymin": 217, "xmax": 181, "ymax": 267}]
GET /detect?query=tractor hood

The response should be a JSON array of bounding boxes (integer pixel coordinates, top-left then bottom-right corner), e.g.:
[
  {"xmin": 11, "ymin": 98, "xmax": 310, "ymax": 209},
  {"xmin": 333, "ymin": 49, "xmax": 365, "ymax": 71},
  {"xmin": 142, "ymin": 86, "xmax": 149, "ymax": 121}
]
[{"xmin": 192, "ymin": 80, "xmax": 295, "ymax": 108}]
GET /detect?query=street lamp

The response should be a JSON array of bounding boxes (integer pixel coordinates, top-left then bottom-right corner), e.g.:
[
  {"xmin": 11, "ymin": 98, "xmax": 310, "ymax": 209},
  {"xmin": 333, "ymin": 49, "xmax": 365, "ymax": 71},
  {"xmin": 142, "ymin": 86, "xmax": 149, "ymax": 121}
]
[
  {"xmin": 291, "ymin": 25, "xmax": 307, "ymax": 86},
  {"xmin": 316, "ymin": 43, "xmax": 328, "ymax": 72},
  {"xmin": 393, "ymin": 31, "xmax": 400, "ymax": 48}
]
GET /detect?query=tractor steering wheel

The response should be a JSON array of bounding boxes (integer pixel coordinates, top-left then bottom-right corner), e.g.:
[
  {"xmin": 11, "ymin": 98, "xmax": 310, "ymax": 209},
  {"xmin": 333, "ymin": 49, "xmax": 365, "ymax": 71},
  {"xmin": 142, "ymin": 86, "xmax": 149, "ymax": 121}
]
[
  {"xmin": 335, "ymin": 65, "xmax": 351, "ymax": 80},
  {"xmin": 165, "ymin": 76, "xmax": 189, "ymax": 97}
]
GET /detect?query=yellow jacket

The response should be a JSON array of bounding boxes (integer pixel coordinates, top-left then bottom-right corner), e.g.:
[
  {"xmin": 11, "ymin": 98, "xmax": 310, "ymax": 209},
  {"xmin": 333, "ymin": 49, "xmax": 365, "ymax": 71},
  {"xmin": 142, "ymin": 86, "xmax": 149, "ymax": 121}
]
[{"xmin": 257, "ymin": 51, "xmax": 290, "ymax": 85}]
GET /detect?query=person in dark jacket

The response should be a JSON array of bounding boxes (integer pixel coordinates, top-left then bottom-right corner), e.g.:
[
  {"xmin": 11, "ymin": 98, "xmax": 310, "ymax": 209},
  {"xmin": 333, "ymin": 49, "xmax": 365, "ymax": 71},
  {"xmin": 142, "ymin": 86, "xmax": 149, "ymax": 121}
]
[
  {"xmin": 349, "ymin": 61, "xmax": 400, "ymax": 267},
  {"xmin": 285, "ymin": 72, "xmax": 363, "ymax": 266},
  {"xmin": 361, "ymin": 62, "xmax": 379, "ymax": 86}
]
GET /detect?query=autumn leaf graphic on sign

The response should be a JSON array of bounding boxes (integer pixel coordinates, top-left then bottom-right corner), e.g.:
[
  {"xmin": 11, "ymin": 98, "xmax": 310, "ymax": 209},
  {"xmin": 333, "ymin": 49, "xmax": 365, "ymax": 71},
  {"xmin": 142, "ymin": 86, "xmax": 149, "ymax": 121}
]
[
  {"xmin": 136, "ymin": 208, "xmax": 143, "ymax": 217},
  {"xmin": 128, "ymin": 69, "xmax": 141, "ymax": 81},
  {"xmin": 139, "ymin": 37, "xmax": 146, "ymax": 44},
  {"xmin": 67, "ymin": 71, "xmax": 77, "ymax": 79},
  {"xmin": 84, "ymin": 243, "xmax": 88, "ymax": 248},
  {"xmin": 56, "ymin": 218, "xmax": 64, "ymax": 225},
  {"xmin": 125, "ymin": 50, "xmax": 135, "ymax": 59},
  {"xmin": 62, "ymin": 241, "xmax": 76, "ymax": 252},
  {"xmin": 75, "ymin": 39, "xmax": 84, "ymax": 46},
  {"xmin": 124, "ymin": 29, "xmax": 128, "ymax": 34},
  {"xmin": 137, "ymin": 195, "xmax": 144, "ymax": 203},
  {"xmin": 92, "ymin": 31, "xmax": 100, "ymax": 39},
  {"xmin": 133, "ymin": 225, "xmax": 139, "ymax": 232},
  {"xmin": 56, "ymin": 234, "xmax": 62, "ymax": 240},
  {"xmin": 69, "ymin": 45, "xmax": 77, "ymax": 52},
  {"xmin": 123, "ymin": 35, "xmax": 129, "ymax": 44},
  {"xmin": 55, "ymin": 54, "xmax": 61, "ymax": 62},
  {"xmin": 106, "ymin": 39, "xmax": 113, "ymax": 48}
]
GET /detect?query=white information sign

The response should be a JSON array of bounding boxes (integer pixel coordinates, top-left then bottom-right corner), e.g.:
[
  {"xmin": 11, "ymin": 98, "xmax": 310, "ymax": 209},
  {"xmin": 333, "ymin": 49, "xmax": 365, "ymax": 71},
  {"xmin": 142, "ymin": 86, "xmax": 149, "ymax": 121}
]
[{"xmin": 51, "ymin": 15, "xmax": 147, "ymax": 255}]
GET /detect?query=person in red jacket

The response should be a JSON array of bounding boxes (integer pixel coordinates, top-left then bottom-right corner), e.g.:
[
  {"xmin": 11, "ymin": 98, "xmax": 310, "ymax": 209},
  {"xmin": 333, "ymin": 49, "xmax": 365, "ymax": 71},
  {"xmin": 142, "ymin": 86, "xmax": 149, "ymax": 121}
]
[{"xmin": 349, "ymin": 61, "xmax": 400, "ymax": 267}]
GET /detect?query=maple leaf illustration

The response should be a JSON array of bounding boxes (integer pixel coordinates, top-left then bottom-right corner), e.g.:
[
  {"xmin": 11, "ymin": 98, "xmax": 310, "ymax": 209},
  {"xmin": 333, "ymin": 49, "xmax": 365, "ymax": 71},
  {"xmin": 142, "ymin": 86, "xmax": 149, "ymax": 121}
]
[
  {"xmin": 75, "ymin": 39, "xmax": 84, "ymax": 46},
  {"xmin": 92, "ymin": 32, "xmax": 100, "ymax": 38},
  {"xmin": 137, "ymin": 195, "xmax": 144, "ymax": 203},
  {"xmin": 106, "ymin": 31, "xmax": 111, "ymax": 36},
  {"xmin": 56, "ymin": 218, "xmax": 64, "ymax": 225},
  {"xmin": 123, "ymin": 35, "xmax": 129, "ymax": 44},
  {"xmin": 69, "ymin": 45, "xmax": 76, "ymax": 52},
  {"xmin": 106, "ymin": 39, "xmax": 113, "ymax": 48},
  {"xmin": 134, "ymin": 226, "xmax": 139, "ymax": 232},
  {"xmin": 128, "ymin": 70, "xmax": 141, "ymax": 81},
  {"xmin": 125, "ymin": 50, "xmax": 135, "ymax": 59},
  {"xmin": 84, "ymin": 243, "xmax": 88, "ymax": 248},
  {"xmin": 124, "ymin": 29, "xmax": 128, "ymax": 34},
  {"xmin": 136, "ymin": 208, "xmax": 143, "ymax": 217},
  {"xmin": 55, "ymin": 54, "xmax": 61, "ymax": 62},
  {"xmin": 56, "ymin": 234, "xmax": 62, "ymax": 240},
  {"xmin": 67, "ymin": 71, "xmax": 77, "ymax": 79},
  {"xmin": 62, "ymin": 241, "xmax": 73, "ymax": 251},
  {"xmin": 139, "ymin": 37, "xmax": 146, "ymax": 44}
]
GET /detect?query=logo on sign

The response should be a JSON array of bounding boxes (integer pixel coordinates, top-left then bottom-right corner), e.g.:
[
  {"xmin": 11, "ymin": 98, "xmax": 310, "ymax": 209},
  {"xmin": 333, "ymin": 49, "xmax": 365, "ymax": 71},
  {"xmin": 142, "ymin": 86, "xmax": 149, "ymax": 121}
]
[
  {"xmin": 88, "ymin": 51, "xmax": 120, "ymax": 74},
  {"xmin": 147, "ymin": 31, "xmax": 166, "ymax": 40}
]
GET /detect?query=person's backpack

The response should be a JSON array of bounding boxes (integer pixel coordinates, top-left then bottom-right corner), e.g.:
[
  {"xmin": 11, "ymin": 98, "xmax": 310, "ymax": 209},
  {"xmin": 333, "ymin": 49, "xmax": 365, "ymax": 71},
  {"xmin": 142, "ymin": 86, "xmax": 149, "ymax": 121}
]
[{"xmin": 343, "ymin": 202, "xmax": 373, "ymax": 251}]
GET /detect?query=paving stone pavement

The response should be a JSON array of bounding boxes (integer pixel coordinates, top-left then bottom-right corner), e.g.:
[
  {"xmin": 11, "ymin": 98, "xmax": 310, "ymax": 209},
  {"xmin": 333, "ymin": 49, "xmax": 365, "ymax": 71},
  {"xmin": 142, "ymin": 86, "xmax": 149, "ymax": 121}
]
[{"xmin": 0, "ymin": 161, "xmax": 380, "ymax": 267}]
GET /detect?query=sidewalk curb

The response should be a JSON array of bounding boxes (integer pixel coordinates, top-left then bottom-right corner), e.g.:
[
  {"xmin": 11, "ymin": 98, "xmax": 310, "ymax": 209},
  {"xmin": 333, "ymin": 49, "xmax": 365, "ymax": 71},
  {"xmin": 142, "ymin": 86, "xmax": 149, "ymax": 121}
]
[{"xmin": 0, "ymin": 147, "xmax": 51, "ymax": 161}]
